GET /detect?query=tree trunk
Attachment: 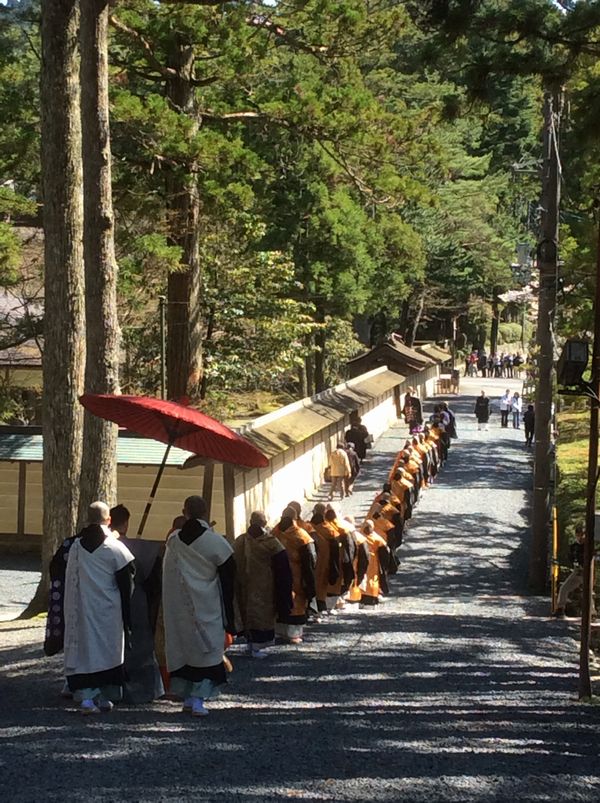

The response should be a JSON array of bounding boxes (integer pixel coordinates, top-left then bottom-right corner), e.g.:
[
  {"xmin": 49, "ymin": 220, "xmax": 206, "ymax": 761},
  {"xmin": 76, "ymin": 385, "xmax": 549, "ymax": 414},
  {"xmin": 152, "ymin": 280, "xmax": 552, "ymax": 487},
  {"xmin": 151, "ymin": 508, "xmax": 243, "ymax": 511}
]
[
  {"xmin": 305, "ymin": 353, "xmax": 315, "ymax": 397},
  {"xmin": 406, "ymin": 291, "xmax": 425, "ymax": 346},
  {"xmin": 490, "ymin": 298, "xmax": 499, "ymax": 354},
  {"xmin": 530, "ymin": 87, "xmax": 562, "ymax": 594},
  {"xmin": 165, "ymin": 38, "xmax": 202, "ymax": 400},
  {"xmin": 199, "ymin": 304, "xmax": 216, "ymax": 400},
  {"xmin": 399, "ymin": 298, "xmax": 410, "ymax": 339},
  {"xmin": 298, "ymin": 362, "xmax": 308, "ymax": 399},
  {"xmin": 314, "ymin": 325, "xmax": 326, "ymax": 393},
  {"xmin": 24, "ymin": 0, "xmax": 86, "ymax": 616},
  {"xmin": 78, "ymin": 0, "xmax": 119, "ymax": 523}
]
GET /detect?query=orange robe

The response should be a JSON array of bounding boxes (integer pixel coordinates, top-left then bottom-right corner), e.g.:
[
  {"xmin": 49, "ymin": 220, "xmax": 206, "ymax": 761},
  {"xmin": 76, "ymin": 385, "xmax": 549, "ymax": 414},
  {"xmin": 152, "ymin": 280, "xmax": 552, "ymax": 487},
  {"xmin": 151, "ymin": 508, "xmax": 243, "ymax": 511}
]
[
  {"xmin": 273, "ymin": 524, "xmax": 315, "ymax": 621},
  {"xmin": 361, "ymin": 532, "xmax": 390, "ymax": 605},
  {"xmin": 313, "ymin": 521, "xmax": 342, "ymax": 609},
  {"xmin": 347, "ymin": 532, "xmax": 369, "ymax": 603}
]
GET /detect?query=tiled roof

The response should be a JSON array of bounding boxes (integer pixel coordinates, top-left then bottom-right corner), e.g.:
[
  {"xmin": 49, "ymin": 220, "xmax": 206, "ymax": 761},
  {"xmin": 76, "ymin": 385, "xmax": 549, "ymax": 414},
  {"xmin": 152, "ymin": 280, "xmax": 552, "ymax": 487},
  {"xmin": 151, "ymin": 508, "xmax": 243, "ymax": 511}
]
[{"xmin": 195, "ymin": 367, "xmax": 405, "ymax": 462}]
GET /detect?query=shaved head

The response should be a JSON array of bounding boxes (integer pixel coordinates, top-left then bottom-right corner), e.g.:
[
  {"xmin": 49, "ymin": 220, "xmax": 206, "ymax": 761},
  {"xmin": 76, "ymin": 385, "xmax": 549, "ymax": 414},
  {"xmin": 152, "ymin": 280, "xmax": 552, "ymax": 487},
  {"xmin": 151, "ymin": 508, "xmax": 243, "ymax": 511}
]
[
  {"xmin": 88, "ymin": 501, "xmax": 110, "ymax": 525},
  {"xmin": 184, "ymin": 495, "xmax": 208, "ymax": 520},
  {"xmin": 250, "ymin": 511, "xmax": 267, "ymax": 528}
]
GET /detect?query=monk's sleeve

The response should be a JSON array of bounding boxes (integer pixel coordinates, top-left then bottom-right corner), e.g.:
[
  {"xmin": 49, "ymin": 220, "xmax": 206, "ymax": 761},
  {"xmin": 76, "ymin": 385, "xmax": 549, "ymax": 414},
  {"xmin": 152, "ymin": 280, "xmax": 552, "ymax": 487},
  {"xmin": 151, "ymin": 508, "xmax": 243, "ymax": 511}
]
[
  {"xmin": 301, "ymin": 541, "xmax": 317, "ymax": 601},
  {"xmin": 341, "ymin": 534, "xmax": 355, "ymax": 588},
  {"xmin": 356, "ymin": 542, "xmax": 370, "ymax": 585},
  {"xmin": 377, "ymin": 546, "xmax": 391, "ymax": 595},
  {"xmin": 217, "ymin": 555, "xmax": 236, "ymax": 633},
  {"xmin": 44, "ymin": 539, "xmax": 72, "ymax": 656},
  {"xmin": 116, "ymin": 561, "xmax": 136, "ymax": 642},
  {"xmin": 388, "ymin": 513, "xmax": 404, "ymax": 552},
  {"xmin": 143, "ymin": 553, "xmax": 163, "ymax": 632},
  {"xmin": 272, "ymin": 550, "xmax": 293, "ymax": 620}
]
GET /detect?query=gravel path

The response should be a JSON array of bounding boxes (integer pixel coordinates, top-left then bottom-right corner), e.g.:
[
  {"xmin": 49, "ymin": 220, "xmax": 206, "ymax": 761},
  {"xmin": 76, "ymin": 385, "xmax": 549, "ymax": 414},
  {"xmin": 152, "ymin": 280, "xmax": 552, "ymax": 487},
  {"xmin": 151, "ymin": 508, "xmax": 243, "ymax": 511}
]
[
  {"xmin": 0, "ymin": 554, "xmax": 40, "ymax": 621},
  {"xmin": 2, "ymin": 375, "xmax": 600, "ymax": 802}
]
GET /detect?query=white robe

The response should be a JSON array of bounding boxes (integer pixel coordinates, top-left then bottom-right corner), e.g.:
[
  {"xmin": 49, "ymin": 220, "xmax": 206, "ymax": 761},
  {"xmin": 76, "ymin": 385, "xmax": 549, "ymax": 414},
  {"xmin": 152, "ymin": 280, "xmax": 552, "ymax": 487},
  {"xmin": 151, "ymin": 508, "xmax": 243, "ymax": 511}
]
[
  {"xmin": 64, "ymin": 528, "xmax": 134, "ymax": 677},
  {"xmin": 162, "ymin": 521, "xmax": 233, "ymax": 671}
]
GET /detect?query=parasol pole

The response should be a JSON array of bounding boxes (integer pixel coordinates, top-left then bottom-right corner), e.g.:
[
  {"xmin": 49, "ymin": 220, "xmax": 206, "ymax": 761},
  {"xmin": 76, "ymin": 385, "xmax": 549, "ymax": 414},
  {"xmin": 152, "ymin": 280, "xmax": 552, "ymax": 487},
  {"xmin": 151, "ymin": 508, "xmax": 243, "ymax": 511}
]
[{"xmin": 136, "ymin": 440, "xmax": 173, "ymax": 538}]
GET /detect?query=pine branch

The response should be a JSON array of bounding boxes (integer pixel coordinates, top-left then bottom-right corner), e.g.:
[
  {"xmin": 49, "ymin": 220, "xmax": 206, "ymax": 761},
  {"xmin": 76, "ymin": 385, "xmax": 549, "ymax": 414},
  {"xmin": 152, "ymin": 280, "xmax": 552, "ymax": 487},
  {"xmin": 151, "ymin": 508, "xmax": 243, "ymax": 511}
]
[
  {"xmin": 246, "ymin": 14, "xmax": 329, "ymax": 62},
  {"xmin": 109, "ymin": 15, "xmax": 178, "ymax": 79}
]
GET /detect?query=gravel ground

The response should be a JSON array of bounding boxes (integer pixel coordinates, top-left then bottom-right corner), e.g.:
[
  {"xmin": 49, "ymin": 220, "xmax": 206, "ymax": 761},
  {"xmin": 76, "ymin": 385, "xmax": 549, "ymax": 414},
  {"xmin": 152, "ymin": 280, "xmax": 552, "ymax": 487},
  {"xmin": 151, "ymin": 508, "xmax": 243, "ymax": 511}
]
[
  {"xmin": 2, "ymin": 375, "xmax": 600, "ymax": 802},
  {"xmin": 0, "ymin": 554, "xmax": 40, "ymax": 621}
]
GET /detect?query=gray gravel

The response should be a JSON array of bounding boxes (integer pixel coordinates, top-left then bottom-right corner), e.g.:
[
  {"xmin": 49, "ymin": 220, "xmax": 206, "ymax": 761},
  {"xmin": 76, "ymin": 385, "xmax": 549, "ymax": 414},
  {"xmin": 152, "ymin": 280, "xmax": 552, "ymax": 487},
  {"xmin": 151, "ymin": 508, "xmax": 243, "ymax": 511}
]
[
  {"xmin": 2, "ymin": 375, "xmax": 600, "ymax": 802},
  {"xmin": 0, "ymin": 553, "xmax": 40, "ymax": 621}
]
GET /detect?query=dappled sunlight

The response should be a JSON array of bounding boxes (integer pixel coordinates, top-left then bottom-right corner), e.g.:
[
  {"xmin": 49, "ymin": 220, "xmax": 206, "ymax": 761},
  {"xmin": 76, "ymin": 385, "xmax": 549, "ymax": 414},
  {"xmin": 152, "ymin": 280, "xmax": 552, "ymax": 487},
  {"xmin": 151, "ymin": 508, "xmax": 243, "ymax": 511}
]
[{"xmin": 2, "ymin": 384, "xmax": 600, "ymax": 800}]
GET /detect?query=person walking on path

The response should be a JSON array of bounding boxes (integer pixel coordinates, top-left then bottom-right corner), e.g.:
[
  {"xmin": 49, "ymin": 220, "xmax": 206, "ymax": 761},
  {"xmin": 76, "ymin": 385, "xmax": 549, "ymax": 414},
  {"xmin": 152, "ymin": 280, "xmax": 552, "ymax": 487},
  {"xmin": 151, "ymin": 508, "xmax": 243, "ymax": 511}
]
[
  {"xmin": 477, "ymin": 351, "xmax": 487, "ymax": 377},
  {"xmin": 440, "ymin": 401, "xmax": 458, "ymax": 439},
  {"xmin": 511, "ymin": 391, "xmax": 523, "ymax": 429},
  {"xmin": 329, "ymin": 442, "xmax": 351, "ymax": 501},
  {"xmin": 113, "ymin": 504, "xmax": 165, "ymax": 704},
  {"xmin": 403, "ymin": 388, "xmax": 423, "ymax": 434},
  {"xmin": 474, "ymin": 391, "xmax": 491, "ymax": 431},
  {"xmin": 345, "ymin": 415, "xmax": 370, "ymax": 461},
  {"xmin": 63, "ymin": 501, "xmax": 135, "ymax": 715},
  {"xmin": 358, "ymin": 520, "xmax": 391, "ymax": 606},
  {"xmin": 272, "ymin": 509, "xmax": 316, "ymax": 643},
  {"xmin": 554, "ymin": 524, "xmax": 596, "ymax": 618},
  {"xmin": 523, "ymin": 403, "xmax": 535, "ymax": 447},
  {"xmin": 344, "ymin": 442, "xmax": 361, "ymax": 496},
  {"xmin": 162, "ymin": 495, "xmax": 235, "ymax": 717},
  {"xmin": 499, "ymin": 389, "xmax": 511, "ymax": 428},
  {"xmin": 233, "ymin": 511, "xmax": 293, "ymax": 658},
  {"xmin": 312, "ymin": 511, "xmax": 343, "ymax": 614}
]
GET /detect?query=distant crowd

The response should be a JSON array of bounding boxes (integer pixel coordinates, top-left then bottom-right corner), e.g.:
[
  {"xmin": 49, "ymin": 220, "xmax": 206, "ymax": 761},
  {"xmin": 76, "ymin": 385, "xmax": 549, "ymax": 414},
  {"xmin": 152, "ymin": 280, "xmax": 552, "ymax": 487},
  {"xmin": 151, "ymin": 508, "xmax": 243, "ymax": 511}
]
[
  {"xmin": 44, "ymin": 392, "xmax": 456, "ymax": 718},
  {"xmin": 465, "ymin": 350, "xmax": 525, "ymax": 379},
  {"xmin": 473, "ymin": 387, "xmax": 534, "ymax": 445}
]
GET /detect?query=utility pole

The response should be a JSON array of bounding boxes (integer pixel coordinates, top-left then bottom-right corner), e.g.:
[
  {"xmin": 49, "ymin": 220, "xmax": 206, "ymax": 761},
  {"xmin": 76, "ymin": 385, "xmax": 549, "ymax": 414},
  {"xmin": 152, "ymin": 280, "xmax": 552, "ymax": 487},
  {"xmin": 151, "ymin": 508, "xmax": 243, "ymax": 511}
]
[
  {"xmin": 529, "ymin": 87, "xmax": 562, "ymax": 594},
  {"xmin": 579, "ymin": 214, "xmax": 600, "ymax": 699}
]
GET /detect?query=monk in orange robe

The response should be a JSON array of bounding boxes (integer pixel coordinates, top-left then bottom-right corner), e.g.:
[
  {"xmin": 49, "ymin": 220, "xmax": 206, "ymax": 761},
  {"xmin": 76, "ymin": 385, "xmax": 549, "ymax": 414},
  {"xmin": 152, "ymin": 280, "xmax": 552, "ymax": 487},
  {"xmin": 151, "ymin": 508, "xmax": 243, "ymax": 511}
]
[
  {"xmin": 360, "ymin": 520, "xmax": 391, "ymax": 606},
  {"xmin": 272, "ymin": 509, "xmax": 316, "ymax": 643}
]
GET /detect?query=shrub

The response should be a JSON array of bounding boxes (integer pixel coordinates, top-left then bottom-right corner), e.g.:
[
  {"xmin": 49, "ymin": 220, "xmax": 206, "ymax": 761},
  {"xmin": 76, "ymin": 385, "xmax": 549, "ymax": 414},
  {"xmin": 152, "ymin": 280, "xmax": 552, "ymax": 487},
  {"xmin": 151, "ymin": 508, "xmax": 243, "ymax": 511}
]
[{"xmin": 498, "ymin": 322, "xmax": 522, "ymax": 345}]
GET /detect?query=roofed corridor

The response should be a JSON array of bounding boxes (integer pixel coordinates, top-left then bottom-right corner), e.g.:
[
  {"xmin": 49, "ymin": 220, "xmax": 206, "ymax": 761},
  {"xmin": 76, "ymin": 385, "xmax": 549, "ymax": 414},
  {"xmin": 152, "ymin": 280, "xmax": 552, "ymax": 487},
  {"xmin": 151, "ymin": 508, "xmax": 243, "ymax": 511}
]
[{"xmin": 2, "ymin": 376, "xmax": 600, "ymax": 801}]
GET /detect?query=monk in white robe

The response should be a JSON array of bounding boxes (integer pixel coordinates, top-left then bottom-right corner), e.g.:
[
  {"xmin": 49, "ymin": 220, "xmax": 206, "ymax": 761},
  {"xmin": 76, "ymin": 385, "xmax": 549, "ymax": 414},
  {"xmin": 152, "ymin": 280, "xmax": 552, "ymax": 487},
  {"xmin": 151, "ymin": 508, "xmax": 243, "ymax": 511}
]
[
  {"xmin": 162, "ymin": 495, "xmax": 235, "ymax": 717},
  {"xmin": 64, "ymin": 502, "xmax": 135, "ymax": 715}
]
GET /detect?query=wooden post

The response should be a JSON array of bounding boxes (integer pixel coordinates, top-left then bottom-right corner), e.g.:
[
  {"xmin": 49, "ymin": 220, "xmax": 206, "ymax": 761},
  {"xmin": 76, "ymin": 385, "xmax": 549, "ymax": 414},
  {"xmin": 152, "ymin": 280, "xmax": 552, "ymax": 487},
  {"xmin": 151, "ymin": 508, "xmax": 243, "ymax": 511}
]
[
  {"xmin": 223, "ymin": 463, "xmax": 236, "ymax": 542},
  {"xmin": 202, "ymin": 461, "xmax": 215, "ymax": 518},
  {"xmin": 578, "ymin": 214, "xmax": 600, "ymax": 699},
  {"xmin": 17, "ymin": 462, "xmax": 27, "ymax": 537}
]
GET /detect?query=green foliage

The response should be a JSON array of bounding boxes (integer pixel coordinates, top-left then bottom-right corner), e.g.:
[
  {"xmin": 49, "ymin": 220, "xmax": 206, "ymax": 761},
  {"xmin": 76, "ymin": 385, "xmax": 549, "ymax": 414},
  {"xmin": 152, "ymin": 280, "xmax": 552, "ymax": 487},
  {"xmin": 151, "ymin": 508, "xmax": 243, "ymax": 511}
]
[
  {"xmin": 7, "ymin": 0, "xmax": 600, "ymax": 412},
  {"xmin": 498, "ymin": 322, "xmax": 523, "ymax": 345},
  {"xmin": 0, "ymin": 221, "xmax": 21, "ymax": 284},
  {"xmin": 201, "ymin": 219, "xmax": 317, "ymax": 394}
]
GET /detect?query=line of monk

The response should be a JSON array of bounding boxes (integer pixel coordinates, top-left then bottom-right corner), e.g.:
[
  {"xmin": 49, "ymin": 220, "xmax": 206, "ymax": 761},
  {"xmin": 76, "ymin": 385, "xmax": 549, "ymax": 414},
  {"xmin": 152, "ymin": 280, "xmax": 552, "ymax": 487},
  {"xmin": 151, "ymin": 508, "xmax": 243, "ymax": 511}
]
[{"xmin": 45, "ymin": 421, "xmax": 451, "ymax": 716}]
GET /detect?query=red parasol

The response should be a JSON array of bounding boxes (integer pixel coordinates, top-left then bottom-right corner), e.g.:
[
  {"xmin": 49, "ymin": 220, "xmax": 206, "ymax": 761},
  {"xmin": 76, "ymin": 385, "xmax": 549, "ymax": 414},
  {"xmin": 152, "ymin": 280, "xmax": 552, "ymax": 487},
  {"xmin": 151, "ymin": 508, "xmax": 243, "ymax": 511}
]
[{"xmin": 79, "ymin": 394, "xmax": 268, "ymax": 536}]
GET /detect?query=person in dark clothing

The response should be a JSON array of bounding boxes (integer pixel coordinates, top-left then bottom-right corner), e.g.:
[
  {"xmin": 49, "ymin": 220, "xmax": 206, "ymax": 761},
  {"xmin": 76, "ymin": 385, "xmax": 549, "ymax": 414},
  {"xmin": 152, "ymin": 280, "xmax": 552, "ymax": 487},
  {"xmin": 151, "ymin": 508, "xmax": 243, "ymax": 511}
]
[
  {"xmin": 344, "ymin": 442, "xmax": 361, "ymax": 496},
  {"xmin": 523, "ymin": 404, "xmax": 535, "ymax": 447},
  {"xmin": 114, "ymin": 504, "xmax": 165, "ymax": 703},
  {"xmin": 402, "ymin": 389, "xmax": 423, "ymax": 434},
  {"xmin": 345, "ymin": 416, "xmax": 370, "ymax": 461},
  {"xmin": 474, "ymin": 391, "xmax": 491, "ymax": 431},
  {"xmin": 440, "ymin": 402, "xmax": 458, "ymax": 439}
]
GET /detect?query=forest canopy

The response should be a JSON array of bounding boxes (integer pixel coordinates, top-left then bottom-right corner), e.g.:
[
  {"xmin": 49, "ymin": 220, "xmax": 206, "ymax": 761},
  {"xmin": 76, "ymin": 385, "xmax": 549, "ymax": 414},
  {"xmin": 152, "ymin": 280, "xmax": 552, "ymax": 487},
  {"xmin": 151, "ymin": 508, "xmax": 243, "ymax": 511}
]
[{"xmin": 1, "ymin": 0, "xmax": 599, "ymax": 419}]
